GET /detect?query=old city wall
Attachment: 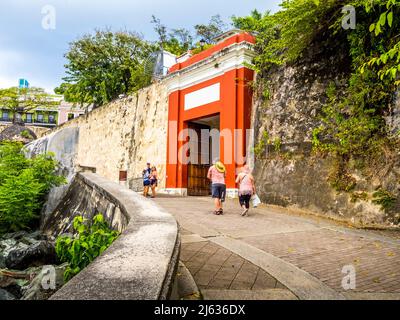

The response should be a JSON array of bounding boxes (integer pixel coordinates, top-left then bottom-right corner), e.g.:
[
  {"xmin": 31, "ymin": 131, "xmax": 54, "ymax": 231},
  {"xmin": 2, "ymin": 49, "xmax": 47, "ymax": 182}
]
[
  {"xmin": 251, "ymin": 41, "xmax": 400, "ymax": 227},
  {"xmin": 0, "ymin": 123, "xmax": 50, "ymax": 137},
  {"xmin": 40, "ymin": 81, "xmax": 169, "ymax": 191},
  {"xmin": 35, "ymin": 47, "xmax": 400, "ymax": 227}
]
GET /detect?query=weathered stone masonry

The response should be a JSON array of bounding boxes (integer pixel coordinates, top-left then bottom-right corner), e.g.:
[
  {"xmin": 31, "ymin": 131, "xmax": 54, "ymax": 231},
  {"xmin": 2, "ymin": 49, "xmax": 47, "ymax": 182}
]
[
  {"xmin": 251, "ymin": 41, "xmax": 400, "ymax": 227},
  {"xmin": 38, "ymin": 33, "xmax": 400, "ymax": 227},
  {"xmin": 40, "ymin": 82, "xmax": 170, "ymax": 190},
  {"xmin": 49, "ymin": 173, "xmax": 180, "ymax": 300}
]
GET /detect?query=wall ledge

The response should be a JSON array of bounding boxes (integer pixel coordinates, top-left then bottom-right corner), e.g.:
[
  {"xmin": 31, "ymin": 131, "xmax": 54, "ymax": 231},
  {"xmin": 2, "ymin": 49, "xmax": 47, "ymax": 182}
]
[{"xmin": 50, "ymin": 172, "xmax": 180, "ymax": 300}]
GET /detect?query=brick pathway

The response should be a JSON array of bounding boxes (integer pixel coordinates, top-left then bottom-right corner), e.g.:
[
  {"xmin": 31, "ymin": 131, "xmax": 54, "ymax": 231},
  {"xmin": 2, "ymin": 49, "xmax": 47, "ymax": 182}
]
[
  {"xmin": 154, "ymin": 196, "xmax": 400, "ymax": 300},
  {"xmin": 243, "ymin": 229, "xmax": 400, "ymax": 293},
  {"xmin": 181, "ymin": 232, "xmax": 286, "ymax": 291}
]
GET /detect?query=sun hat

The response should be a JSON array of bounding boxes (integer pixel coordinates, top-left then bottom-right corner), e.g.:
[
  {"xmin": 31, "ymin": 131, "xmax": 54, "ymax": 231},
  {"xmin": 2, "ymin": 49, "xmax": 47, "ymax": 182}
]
[{"xmin": 215, "ymin": 161, "xmax": 226, "ymax": 173}]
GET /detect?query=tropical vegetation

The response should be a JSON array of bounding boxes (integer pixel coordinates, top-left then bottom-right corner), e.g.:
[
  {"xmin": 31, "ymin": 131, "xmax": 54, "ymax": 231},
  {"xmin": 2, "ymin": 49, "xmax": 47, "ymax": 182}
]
[
  {"xmin": 55, "ymin": 214, "xmax": 120, "ymax": 281},
  {"xmin": 236, "ymin": 0, "xmax": 399, "ymax": 198},
  {"xmin": 0, "ymin": 87, "xmax": 60, "ymax": 123},
  {"xmin": 0, "ymin": 142, "xmax": 65, "ymax": 234}
]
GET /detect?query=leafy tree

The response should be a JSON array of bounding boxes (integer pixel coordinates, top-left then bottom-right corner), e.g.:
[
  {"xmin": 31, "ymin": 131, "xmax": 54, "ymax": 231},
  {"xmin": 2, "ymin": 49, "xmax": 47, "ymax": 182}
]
[
  {"xmin": 233, "ymin": 1, "xmax": 344, "ymax": 72},
  {"xmin": 232, "ymin": 9, "xmax": 264, "ymax": 32},
  {"xmin": 313, "ymin": 0, "xmax": 400, "ymax": 158},
  {"xmin": 151, "ymin": 16, "xmax": 193, "ymax": 56},
  {"xmin": 360, "ymin": 0, "xmax": 400, "ymax": 85},
  {"xmin": 0, "ymin": 87, "xmax": 60, "ymax": 123},
  {"xmin": 54, "ymin": 83, "xmax": 92, "ymax": 114},
  {"xmin": 0, "ymin": 141, "xmax": 28, "ymax": 183},
  {"xmin": 231, "ymin": 9, "xmax": 280, "ymax": 71},
  {"xmin": 151, "ymin": 15, "xmax": 168, "ymax": 45},
  {"xmin": 194, "ymin": 14, "xmax": 228, "ymax": 44},
  {"xmin": 169, "ymin": 28, "xmax": 193, "ymax": 54},
  {"xmin": 0, "ymin": 169, "xmax": 44, "ymax": 233},
  {"xmin": 151, "ymin": 14, "xmax": 228, "ymax": 56},
  {"xmin": 55, "ymin": 30, "xmax": 156, "ymax": 108},
  {"xmin": 0, "ymin": 142, "xmax": 65, "ymax": 233}
]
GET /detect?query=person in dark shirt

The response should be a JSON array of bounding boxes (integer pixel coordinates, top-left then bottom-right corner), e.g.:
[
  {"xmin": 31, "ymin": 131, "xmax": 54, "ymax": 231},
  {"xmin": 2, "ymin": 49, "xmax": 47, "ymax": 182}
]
[{"xmin": 143, "ymin": 162, "xmax": 151, "ymax": 197}]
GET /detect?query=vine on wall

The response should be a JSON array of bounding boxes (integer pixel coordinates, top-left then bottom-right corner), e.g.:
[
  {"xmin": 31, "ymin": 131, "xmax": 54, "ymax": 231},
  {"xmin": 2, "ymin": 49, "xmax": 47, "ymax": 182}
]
[{"xmin": 235, "ymin": 0, "xmax": 400, "ymax": 212}]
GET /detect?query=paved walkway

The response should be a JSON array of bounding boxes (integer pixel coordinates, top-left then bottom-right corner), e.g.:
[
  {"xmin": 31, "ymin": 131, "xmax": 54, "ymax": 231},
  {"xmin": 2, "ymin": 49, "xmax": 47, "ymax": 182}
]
[{"xmin": 154, "ymin": 196, "xmax": 400, "ymax": 300}]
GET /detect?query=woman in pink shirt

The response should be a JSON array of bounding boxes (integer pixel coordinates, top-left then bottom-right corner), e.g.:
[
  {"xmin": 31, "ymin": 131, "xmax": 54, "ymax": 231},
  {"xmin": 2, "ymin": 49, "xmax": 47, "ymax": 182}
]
[
  {"xmin": 207, "ymin": 159, "xmax": 226, "ymax": 215},
  {"xmin": 235, "ymin": 165, "xmax": 256, "ymax": 217}
]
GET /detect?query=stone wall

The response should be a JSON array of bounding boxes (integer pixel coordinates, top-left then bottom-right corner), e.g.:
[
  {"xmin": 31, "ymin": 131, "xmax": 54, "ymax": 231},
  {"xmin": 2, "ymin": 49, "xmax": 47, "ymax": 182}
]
[
  {"xmin": 0, "ymin": 123, "xmax": 50, "ymax": 138},
  {"xmin": 251, "ymin": 41, "xmax": 400, "ymax": 227},
  {"xmin": 42, "ymin": 171, "xmax": 128, "ymax": 236},
  {"xmin": 49, "ymin": 172, "xmax": 180, "ymax": 300},
  {"xmin": 40, "ymin": 81, "xmax": 169, "ymax": 191},
  {"xmin": 25, "ymin": 127, "xmax": 81, "ymax": 229}
]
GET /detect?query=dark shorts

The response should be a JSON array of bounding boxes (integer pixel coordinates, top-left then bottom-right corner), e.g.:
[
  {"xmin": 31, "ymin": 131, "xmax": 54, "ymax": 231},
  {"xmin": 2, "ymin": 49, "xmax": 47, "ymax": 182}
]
[
  {"xmin": 150, "ymin": 179, "xmax": 158, "ymax": 186},
  {"xmin": 239, "ymin": 194, "xmax": 252, "ymax": 209},
  {"xmin": 143, "ymin": 180, "xmax": 151, "ymax": 187},
  {"xmin": 211, "ymin": 184, "xmax": 226, "ymax": 202}
]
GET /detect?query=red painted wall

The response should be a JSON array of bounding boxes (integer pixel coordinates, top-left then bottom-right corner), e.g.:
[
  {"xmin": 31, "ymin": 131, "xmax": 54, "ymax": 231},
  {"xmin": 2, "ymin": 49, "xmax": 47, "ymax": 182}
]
[
  {"xmin": 166, "ymin": 67, "xmax": 254, "ymax": 190},
  {"xmin": 166, "ymin": 32, "xmax": 255, "ymax": 191},
  {"xmin": 169, "ymin": 33, "xmax": 256, "ymax": 73}
]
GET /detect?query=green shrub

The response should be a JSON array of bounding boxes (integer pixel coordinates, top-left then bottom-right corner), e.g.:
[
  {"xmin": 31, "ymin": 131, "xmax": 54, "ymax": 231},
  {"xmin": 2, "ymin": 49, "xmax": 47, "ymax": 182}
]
[
  {"xmin": 0, "ymin": 169, "xmax": 43, "ymax": 233},
  {"xmin": 191, "ymin": 43, "xmax": 214, "ymax": 55},
  {"xmin": 273, "ymin": 137, "xmax": 282, "ymax": 153},
  {"xmin": 350, "ymin": 191, "xmax": 369, "ymax": 203},
  {"xmin": 372, "ymin": 189, "xmax": 397, "ymax": 211},
  {"xmin": 55, "ymin": 214, "xmax": 120, "ymax": 282},
  {"xmin": 20, "ymin": 130, "xmax": 33, "ymax": 139},
  {"xmin": 0, "ymin": 142, "xmax": 66, "ymax": 234},
  {"xmin": 0, "ymin": 142, "xmax": 28, "ymax": 183},
  {"xmin": 327, "ymin": 156, "xmax": 357, "ymax": 193},
  {"xmin": 253, "ymin": 131, "xmax": 270, "ymax": 158}
]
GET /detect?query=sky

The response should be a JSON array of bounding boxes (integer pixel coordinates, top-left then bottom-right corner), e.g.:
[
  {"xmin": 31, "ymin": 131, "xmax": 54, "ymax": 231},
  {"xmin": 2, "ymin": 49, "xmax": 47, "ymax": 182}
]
[{"xmin": 0, "ymin": 0, "xmax": 282, "ymax": 93}]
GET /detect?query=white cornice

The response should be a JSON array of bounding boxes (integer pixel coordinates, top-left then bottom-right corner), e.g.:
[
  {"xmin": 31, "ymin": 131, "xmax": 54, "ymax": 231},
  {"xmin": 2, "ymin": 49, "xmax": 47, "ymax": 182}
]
[{"xmin": 164, "ymin": 42, "xmax": 255, "ymax": 93}]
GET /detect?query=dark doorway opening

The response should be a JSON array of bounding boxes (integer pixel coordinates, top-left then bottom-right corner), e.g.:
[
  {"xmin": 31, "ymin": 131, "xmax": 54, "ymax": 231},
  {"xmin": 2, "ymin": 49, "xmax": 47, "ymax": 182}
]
[{"xmin": 187, "ymin": 115, "xmax": 220, "ymax": 196}]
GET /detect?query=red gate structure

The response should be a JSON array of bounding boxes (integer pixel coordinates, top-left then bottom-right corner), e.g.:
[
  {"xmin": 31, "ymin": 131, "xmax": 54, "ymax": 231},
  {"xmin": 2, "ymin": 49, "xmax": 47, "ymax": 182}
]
[{"xmin": 165, "ymin": 31, "xmax": 255, "ymax": 198}]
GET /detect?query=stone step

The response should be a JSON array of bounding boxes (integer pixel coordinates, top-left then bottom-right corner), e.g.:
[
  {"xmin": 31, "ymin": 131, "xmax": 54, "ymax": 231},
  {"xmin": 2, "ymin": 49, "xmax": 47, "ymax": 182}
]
[{"xmin": 201, "ymin": 289, "xmax": 298, "ymax": 300}]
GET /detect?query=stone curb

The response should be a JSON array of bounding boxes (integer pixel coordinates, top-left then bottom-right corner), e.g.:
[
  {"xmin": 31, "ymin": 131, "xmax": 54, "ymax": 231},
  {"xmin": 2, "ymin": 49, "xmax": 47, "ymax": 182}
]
[
  {"xmin": 201, "ymin": 289, "xmax": 298, "ymax": 300},
  {"xmin": 50, "ymin": 173, "xmax": 180, "ymax": 300},
  {"xmin": 175, "ymin": 262, "xmax": 203, "ymax": 300}
]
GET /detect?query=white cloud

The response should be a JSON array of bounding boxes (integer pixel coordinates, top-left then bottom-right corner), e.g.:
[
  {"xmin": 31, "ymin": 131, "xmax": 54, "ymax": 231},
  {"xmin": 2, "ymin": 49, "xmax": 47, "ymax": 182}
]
[
  {"xmin": 0, "ymin": 0, "xmax": 282, "ymax": 93},
  {"xmin": 0, "ymin": 49, "xmax": 55, "ymax": 92},
  {"xmin": 0, "ymin": 49, "xmax": 29, "ymax": 89},
  {"xmin": 0, "ymin": 76, "xmax": 18, "ymax": 89},
  {"xmin": 0, "ymin": 49, "xmax": 25, "ymax": 73}
]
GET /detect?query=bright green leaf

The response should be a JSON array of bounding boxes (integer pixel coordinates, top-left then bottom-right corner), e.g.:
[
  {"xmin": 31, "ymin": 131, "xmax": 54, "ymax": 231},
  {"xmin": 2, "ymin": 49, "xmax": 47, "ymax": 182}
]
[{"xmin": 388, "ymin": 11, "xmax": 394, "ymax": 27}]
